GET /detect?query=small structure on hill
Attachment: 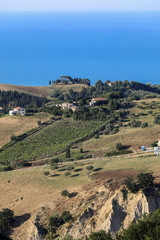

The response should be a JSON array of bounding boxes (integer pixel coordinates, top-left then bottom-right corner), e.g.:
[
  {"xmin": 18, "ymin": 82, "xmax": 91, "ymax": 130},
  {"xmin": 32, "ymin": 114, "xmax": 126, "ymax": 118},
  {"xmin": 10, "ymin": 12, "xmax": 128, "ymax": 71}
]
[
  {"xmin": 154, "ymin": 147, "xmax": 160, "ymax": 155},
  {"xmin": 89, "ymin": 98, "xmax": 107, "ymax": 106},
  {"xmin": 157, "ymin": 139, "xmax": 160, "ymax": 147},
  {"xmin": 9, "ymin": 107, "xmax": 25, "ymax": 116},
  {"xmin": 61, "ymin": 103, "xmax": 79, "ymax": 111}
]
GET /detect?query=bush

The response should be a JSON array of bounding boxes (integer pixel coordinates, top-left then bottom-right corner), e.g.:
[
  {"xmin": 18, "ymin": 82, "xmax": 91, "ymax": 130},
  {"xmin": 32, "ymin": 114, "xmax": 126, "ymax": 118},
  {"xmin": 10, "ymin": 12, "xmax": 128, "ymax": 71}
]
[
  {"xmin": 43, "ymin": 171, "xmax": 50, "ymax": 176},
  {"xmin": 80, "ymin": 148, "xmax": 83, "ymax": 153},
  {"xmin": 151, "ymin": 141, "xmax": 158, "ymax": 147},
  {"xmin": 0, "ymin": 208, "xmax": 14, "ymax": 230},
  {"xmin": 61, "ymin": 211, "xmax": 72, "ymax": 223},
  {"xmin": 106, "ymin": 150, "xmax": 132, "ymax": 157},
  {"xmin": 116, "ymin": 143, "xmax": 123, "ymax": 151},
  {"xmin": 95, "ymin": 134, "xmax": 99, "ymax": 139},
  {"xmin": 66, "ymin": 148, "xmax": 71, "ymax": 159},
  {"xmin": 67, "ymin": 165, "xmax": 74, "ymax": 171},
  {"xmin": 49, "ymin": 214, "xmax": 63, "ymax": 227},
  {"xmin": 61, "ymin": 190, "xmax": 69, "ymax": 197},
  {"xmin": 124, "ymin": 177, "xmax": 138, "ymax": 194},
  {"xmin": 50, "ymin": 158, "xmax": 59, "ymax": 165},
  {"xmin": 51, "ymin": 165, "xmax": 59, "ymax": 170},
  {"xmin": 141, "ymin": 122, "xmax": 148, "ymax": 128},
  {"xmin": 89, "ymin": 230, "xmax": 113, "ymax": 240},
  {"xmin": 86, "ymin": 165, "xmax": 94, "ymax": 171},
  {"xmin": 65, "ymin": 172, "xmax": 70, "ymax": 176},
  {"xmin": 137, "ymin": 172, "xmax": 154, "ymax": 190}
]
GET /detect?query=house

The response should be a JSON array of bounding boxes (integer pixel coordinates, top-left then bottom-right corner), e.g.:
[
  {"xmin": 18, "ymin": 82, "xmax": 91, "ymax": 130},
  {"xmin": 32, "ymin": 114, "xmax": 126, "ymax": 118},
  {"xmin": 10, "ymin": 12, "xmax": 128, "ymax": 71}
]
[
  {"xmin": 9, "ymin": 107, "xmax": 25, "ymax": 116},
  {"xmin": 154, "ymin": 147, "xmax": 160, "ymax": 155},
  {"xmin": 61, "ymin": 103, "xmax": 73, "ymax": 110},
  {"xmin": 89, "ymin": 98, "xmax": 107, "ymax": 106},
  {"xmin": 157, "ymin": 139, "xmax": 160, "ymax": 147}
]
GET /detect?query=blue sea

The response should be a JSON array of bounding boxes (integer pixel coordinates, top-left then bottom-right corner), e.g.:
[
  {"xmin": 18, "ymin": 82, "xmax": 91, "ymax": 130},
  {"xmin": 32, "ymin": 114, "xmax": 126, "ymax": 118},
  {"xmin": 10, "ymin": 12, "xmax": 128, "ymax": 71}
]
[{"xmin": 0, "ymin": 11, "xmax": 160, "ymax": 86}]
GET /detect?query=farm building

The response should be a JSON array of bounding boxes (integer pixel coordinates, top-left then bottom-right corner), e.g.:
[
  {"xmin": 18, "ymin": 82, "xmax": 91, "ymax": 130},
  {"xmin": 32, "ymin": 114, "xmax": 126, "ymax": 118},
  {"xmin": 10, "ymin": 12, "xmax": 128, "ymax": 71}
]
[
  {"xmin": 9, "ymin": 107, "xmax": 25, "ymax": 116},
  {"xmin": 61, "ymin": 102, "xmax": 74, "ymax": 110},
  {"xmin": 154, "ymin": 147, "xmax": 160, "ymax": 155},
  {"xmin": 89, "ymin": 98, "xmax": 107, "ymax": 106}
]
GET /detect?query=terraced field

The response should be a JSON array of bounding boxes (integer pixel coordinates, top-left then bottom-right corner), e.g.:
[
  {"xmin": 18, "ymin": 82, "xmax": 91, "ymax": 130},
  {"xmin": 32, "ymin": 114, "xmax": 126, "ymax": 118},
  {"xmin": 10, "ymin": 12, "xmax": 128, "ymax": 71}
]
[{"xmin": 0, "ymin": 119, "xmax": 105, "ymax": 163}]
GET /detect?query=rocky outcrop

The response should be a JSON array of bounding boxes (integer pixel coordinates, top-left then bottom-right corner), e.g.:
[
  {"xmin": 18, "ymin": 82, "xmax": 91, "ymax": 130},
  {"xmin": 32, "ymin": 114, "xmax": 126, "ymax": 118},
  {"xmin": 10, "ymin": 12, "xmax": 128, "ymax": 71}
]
[{"xmin": 65, "ymin": 187, "xmax": 160, "ymax": 239}]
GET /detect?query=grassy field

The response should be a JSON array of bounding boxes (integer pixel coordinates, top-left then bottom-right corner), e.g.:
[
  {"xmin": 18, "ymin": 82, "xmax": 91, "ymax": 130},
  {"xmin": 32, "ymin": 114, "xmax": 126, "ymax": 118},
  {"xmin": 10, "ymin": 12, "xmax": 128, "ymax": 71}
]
[
  {"xmin": 0, "ymin": 119, "xmax": 106, "ymax": 163},
  {"xmin": 0, "ymin": 154, "xmax": 160, "ymax": 215},
  {"xmin": 0, "ymin": 115, "xmax": 49, "ymax": 147},
  {"xmin": 0, "ymin": 83, "xmax": 88, "ymax": 99}
]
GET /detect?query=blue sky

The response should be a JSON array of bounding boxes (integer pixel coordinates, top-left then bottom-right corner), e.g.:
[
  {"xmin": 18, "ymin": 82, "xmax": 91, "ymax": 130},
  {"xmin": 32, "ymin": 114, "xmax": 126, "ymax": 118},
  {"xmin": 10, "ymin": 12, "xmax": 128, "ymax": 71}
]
[{"xmin": 0, "ymin": 0, "xmax": 160, "ymax": 11}]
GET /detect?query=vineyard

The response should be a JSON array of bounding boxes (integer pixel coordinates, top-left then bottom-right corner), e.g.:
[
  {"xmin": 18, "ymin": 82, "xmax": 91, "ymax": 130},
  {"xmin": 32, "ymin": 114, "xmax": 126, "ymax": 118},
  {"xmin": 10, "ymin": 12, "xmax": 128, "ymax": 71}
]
[{"xmin": 0, "ymin": 119, "xmax": 106, "ymax": 163}]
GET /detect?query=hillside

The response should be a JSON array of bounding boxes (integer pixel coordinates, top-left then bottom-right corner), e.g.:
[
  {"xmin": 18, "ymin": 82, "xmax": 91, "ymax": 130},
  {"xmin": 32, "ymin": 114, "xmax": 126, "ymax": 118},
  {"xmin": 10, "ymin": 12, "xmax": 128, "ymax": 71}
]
[
  {"xmin": 0, "ymin": 119, "xmax": 106, "ymax": 164},
  {"xmin": 0, "ymin": 154, "xmax": 160, "ymax": 239},
  {"xmin": 0, "ymin": 115, "xmax": 49, "ymax": 147},
  {"xmin": 0, "ymin": 83, "xmax": 88, "ymax": 99}
]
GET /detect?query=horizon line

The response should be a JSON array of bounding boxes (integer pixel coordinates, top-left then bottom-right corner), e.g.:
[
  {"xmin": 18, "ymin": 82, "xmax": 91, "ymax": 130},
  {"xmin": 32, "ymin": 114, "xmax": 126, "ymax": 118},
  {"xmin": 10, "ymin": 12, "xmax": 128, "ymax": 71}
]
[{"xmin": 1, "ymin": 10, "xmax": 160, "ymax": 13}]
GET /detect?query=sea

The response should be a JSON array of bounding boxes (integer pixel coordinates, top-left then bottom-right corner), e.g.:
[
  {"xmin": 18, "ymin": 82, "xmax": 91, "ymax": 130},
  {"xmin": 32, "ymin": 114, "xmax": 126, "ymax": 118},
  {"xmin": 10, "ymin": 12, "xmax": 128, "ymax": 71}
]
[{"xmin": 0, "ymin": 11, "xmax": 160, "ymax": 86}]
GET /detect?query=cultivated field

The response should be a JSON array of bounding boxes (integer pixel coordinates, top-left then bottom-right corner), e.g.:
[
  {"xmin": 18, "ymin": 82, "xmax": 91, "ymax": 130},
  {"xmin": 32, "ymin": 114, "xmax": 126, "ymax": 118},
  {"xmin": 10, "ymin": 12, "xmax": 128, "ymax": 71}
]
[
  {"xmin": 0, "ymin": 119, "xmax": 106, "ymax": 163},
  {"xmin": 0, "ymin": 116, "xmax": 48, "ymax": 147}
]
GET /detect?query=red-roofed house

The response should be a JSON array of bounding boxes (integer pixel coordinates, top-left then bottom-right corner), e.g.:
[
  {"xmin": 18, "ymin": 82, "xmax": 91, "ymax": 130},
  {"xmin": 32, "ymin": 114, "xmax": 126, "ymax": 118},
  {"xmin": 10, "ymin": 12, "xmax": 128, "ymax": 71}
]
[
  {"xmin": 89, "ymin": 98, "xmax": 107, "ymax": 106},
  {"xmin": 9, "ymin": 107, "xmax": 25, "ymax": 116}
]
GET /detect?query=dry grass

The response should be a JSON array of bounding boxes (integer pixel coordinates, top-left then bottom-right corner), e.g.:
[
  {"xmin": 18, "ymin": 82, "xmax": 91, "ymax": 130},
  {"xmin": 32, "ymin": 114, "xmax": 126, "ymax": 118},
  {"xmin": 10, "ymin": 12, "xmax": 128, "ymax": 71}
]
[
  {"xmin": 78, "ymin": 126, "xmax": 160, "ymax": 158},
  {"xmin": 0, "ymin": 154, "xmax": 160, "ymax": 239},
  {"xmin": 0, "ymin": 115, "xmax": 48, "ymax": 147},
  {"xmin": 0, "ymin": 84, "xmax": 50, "ymax": 98},
  {"xmin": 49, "ymin": 83, "xmax": 88, "ymax": 93}
]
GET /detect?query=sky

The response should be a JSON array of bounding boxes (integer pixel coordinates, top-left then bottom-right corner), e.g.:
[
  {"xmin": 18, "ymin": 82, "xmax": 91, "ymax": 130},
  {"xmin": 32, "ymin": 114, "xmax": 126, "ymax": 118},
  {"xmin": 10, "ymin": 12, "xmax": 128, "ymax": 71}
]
[{"xmin": 0, "ymin": 0, "xmax": 160, "ymax": 12}]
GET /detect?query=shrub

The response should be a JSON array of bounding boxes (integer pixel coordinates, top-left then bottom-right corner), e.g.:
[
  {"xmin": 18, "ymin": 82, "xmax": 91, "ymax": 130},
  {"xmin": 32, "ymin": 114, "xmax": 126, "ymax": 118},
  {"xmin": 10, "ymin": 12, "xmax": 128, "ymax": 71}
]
[
  {"xmin": 95, "ymin": 134, "xmax": 99, "ymax": 139},
  {"xmin": 116, "ymin": 143, "xmax": 123, "ymax": 151},
  {"xmin": 66, "ymin": 148, "xmax": 71, "ymax": 159},
  {"xmin": 37, "ymin": 120, "xmax": 41, "ymax": 126},
  {"xmin": 67, "ymin": 165, "xmax": 74, "ymax": 171},
  {"xmin": 65, "ymin": 172, "xmax": 70, "ymax": 176},
  {"xmin": 49, "ymin": 214, "xmax": 63, "ymax": 227},
  {"xmin": 61, "ymin": 190, "xmax": 69, "ymax": 197},
  {"xmin": 61, "ymin": 211, "xmax": 72, "ymax": 223},
  {"xmin": 84, "ymin": 154, "xmax": 92, "ymax": 159},
  {"xmin": 50, "ymin": 158, "xmax": 59, "ymax": 165},
  {"xmin": 80, "ymin": 148, "xmax": 83, "ymax": 153},
  {"xmin": 151, "ymin": 141, "xmax": 158, "ymax": 147},
  {"xmin": 124, "ymin": 177, "xmax": 138, "ymax": 194},
  {"xmin": 137, "ymin": 172, "xmax": 154, "ymax": 190},
  {"xmin": 43, "ymin": 171, "xmax": 50, "ymax": 176},
  {"xmin": 89, "ymin": 230, "xmax": 113, "ymax": 240},
  {"xmin": 51, "ymin": 165, "xmax": 59, "ymax": 170},
  {"xmin": 86, "ymin": 165, "xmax": 94, "ymax": 171},
  {"xmin": 105, "ymin": 150, "xmax": 132, "ymax": 157},
  {"xmin": 0, "ymin": 208, "xmax": 14, "ymax": 230},
  {"xmin": 141, "ymin": 122, "xmax": 148, "ymax": 128}
]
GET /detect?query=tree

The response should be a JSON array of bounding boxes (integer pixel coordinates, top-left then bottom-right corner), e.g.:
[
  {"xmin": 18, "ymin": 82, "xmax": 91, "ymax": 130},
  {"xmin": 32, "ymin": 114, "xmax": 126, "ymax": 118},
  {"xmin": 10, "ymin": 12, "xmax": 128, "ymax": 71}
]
[
  {"xmin": 49, "ymin": 214, "xmax": 63, "ymax": 227},
  {"xmin": 61, "ymin": 190, "xmax": 69, "ymax": 197},
  {"xmin": 61, "ymin": 211, "xmax": 72, "ymax": 223},
  {"xmin": 116, "ymin": 143, "xmax": 123, "ymax": 151},
  {"xmin": 66, "ymin": 148, "xmax": 71, "ymax": 159},
  {"xmin": 0, "ymin": 208, "xmax": 14, "ymax": 230},
  {"xmin": 49, "ymin": 80, "xmax": 51, "ymax": 85},
  {"xmin": 137, "ymin": 172, "xmax": 154, "ymax": 190},
  {"xmin": 124, "ymin": 177, "xmax": 138, "ymax": 194}
]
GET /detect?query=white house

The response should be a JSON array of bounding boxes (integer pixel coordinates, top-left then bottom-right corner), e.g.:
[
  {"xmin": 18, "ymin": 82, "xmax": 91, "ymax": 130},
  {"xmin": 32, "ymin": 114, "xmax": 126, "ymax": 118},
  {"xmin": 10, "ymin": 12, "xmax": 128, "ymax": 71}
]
[{"xmin": 9, "ymin": 107, "xmax": 25, "ymax": 116}]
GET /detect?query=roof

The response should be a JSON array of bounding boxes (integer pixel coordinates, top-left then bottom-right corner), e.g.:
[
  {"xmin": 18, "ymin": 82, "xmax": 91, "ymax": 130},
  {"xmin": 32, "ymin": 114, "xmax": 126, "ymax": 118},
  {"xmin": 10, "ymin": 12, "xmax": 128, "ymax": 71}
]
[
  {"xmin": 91, "ymin": 98, "xmax": 107, "ymax": 101},
  {"xmin": 14, "ymin": 107, "xmax": 22, "ymax": 109},
  {"xmin": 62, "ymin": 103, "xmax": 73, "ymax": 106}
]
